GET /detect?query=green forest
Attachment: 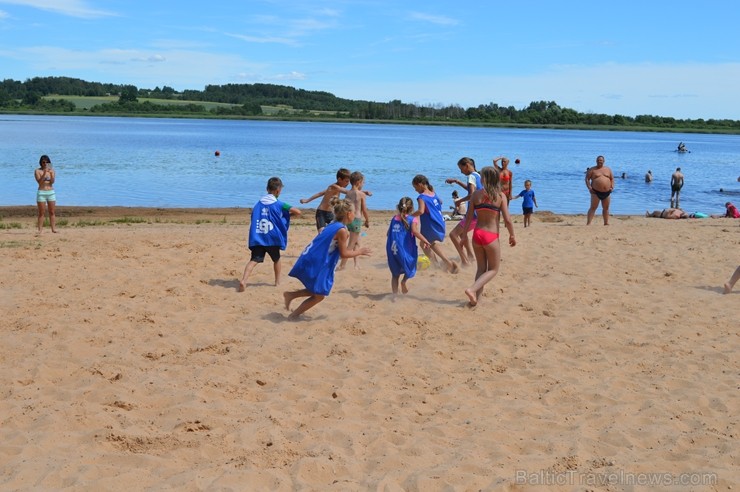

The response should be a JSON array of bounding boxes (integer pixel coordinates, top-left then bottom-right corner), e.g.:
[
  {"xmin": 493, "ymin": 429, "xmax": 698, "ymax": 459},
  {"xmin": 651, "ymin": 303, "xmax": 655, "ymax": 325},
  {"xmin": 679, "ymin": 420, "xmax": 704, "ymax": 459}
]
[{"xmin": 1, "ymin": 76, "xmax": 738, "ymax": 133}]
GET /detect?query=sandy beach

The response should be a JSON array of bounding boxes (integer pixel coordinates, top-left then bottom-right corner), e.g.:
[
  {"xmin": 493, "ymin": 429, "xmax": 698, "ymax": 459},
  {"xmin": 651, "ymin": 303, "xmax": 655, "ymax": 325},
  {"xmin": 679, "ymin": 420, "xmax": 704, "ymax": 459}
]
[{"xmin": 1, "ymin": 206, "xmax": 737, "ymax": 490}]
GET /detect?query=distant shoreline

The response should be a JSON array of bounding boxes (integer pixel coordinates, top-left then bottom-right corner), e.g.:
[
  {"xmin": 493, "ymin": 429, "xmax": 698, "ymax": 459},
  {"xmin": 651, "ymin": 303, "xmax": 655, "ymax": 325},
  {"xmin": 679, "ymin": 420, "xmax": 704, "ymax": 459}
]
[{"xmin": 2, "ymin": 111, "xmax": 739, "ymax": 135}]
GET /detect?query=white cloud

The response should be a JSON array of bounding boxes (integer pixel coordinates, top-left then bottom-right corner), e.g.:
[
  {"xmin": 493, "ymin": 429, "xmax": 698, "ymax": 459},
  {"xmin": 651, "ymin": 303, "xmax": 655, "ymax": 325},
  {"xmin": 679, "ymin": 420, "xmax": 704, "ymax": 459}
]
[
  {"xmin": 408, "ymin": 11, "xmax": 459, "ymax": 26},
  {"xmin": 226, "ymin": 32, "xmax": 299, "ymax": 46},
  {"xmin": 0, "ymin": 0, "xmax": 116, "ymax": 18}
]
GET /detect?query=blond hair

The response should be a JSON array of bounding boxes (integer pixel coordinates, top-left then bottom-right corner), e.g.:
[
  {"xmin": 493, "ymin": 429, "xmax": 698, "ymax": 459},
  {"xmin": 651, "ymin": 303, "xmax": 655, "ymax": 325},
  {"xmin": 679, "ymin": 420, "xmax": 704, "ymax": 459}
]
[
  {"xmin": 330, "ymin": 197, "xmax": 354, "ymax": 222},
  {"xmin": 480, "ymin": 166, "xmax": 502, "ymax": 200}
]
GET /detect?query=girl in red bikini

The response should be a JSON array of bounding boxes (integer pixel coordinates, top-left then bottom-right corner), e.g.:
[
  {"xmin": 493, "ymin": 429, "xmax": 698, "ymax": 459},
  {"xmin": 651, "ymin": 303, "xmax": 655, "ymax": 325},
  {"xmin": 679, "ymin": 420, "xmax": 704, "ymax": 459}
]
[
  {"xmin": 493, "ymin": 156, "xmax": 513, "ymax": 201},
  {"xmin": 463, "ymin": 166, "xmax": 516, "ymax": 306}
]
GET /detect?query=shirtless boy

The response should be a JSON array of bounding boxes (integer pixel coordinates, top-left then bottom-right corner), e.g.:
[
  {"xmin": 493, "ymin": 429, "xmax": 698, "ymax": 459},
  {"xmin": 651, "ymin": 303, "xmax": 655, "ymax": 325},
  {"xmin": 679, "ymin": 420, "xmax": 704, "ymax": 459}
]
[
  {"xmin": 338, "ymin": 171, "xmax": 370, "ymax": 270},
  {"xmin": 300, "ymin": 168, "xmax": 358, "ymax": 231},
  {"xmin": 585, "ymin": 155, "xmax": 614, "ymax": 225}
]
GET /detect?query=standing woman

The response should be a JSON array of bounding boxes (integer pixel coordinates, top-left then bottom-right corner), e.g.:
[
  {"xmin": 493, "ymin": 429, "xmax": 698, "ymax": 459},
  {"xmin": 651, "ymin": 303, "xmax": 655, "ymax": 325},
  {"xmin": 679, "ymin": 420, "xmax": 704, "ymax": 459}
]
[
  {"xmin": 492, "ymin": 156, "xmax": 513, "ymax": 202},
  {"xmin": 34, "ymin": 154, "xmax": 57, "ymax": 233}
]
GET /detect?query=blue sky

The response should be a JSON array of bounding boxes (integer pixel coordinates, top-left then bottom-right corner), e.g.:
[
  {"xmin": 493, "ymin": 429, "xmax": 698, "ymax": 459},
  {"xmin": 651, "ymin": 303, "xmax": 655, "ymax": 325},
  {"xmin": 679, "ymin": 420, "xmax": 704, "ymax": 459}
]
[{"xmin": 1, "ymin": 0, "xmax": 738, "ymax": 120}]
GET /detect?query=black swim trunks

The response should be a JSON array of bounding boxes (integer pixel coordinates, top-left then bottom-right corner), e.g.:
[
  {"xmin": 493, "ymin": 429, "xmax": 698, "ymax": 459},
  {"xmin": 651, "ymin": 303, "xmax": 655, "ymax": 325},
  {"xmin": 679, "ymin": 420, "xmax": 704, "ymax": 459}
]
[
  {"xmin": 315, "ymin": 209, "xmax": 335, "ymax": 230},
  {"xmin": 593, "ymin": 189, "xmax": 611, "ymax": 201}
]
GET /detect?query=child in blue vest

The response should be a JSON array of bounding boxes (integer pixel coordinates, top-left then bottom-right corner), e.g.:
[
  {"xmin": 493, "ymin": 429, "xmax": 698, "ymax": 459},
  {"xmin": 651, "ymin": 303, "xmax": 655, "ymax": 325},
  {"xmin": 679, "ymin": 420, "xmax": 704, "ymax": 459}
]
[
  {"xmin": 411, "ymin": 174, "xmax": 459, "ymax": 274},
  {"xmin": 239, "ymin": 177, "xmax": 301, "ymax": 291},
  {"xmin": 284, "ymin": 198, "xmax": 372, "ymax": 319},
  {"xmin": 386, "ymin": 197, "xmax": 430, "ymax": 295}
]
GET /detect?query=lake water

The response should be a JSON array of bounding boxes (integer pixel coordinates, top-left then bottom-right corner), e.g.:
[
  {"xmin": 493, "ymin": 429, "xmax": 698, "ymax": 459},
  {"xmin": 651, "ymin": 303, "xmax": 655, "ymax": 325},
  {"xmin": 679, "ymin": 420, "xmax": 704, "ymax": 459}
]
[{"xmin": 1, "ymin": 114, "xmax": 739, "ymax": 215}]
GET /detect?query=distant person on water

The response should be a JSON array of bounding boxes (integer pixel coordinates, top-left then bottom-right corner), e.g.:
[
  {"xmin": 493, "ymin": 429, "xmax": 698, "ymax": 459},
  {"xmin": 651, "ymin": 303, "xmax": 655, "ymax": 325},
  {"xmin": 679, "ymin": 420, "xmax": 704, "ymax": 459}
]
[
  {"xmin": 671, "ymin": 167, "xmax": 684, "ymax": 208},
  {"xmin": 34, "ymin": 154, "xmax": 57, "ymax": 233},
  {"xmin": 585, "ymin": 155, "xmax": 614, "ymax": 225},
  {"xmin": 677, "ymin": 142, "xmax": 686, "ymax": 152},
  {"xmin": 645, "ymin": 170, "xmax": 653, "ymax": 183}
]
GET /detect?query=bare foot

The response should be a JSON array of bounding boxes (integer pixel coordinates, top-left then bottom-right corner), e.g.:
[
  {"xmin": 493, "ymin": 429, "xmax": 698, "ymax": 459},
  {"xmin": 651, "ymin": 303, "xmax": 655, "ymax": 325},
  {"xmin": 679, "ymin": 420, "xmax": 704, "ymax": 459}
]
[
  {"xmin": 401, "ymin": 281, "xmax": 409, "ymax": 294},
  {"xmin": 448, "ymin": 262, "xmax": 460, "ymax": 274},
  {"xmin": 724, "ymin": 283, "xmax": 733, "ymax": 294},
  {"xmin": 238, "ymin": 281, "xmax": 246, "ymax": 292},
  {"xmin": 464, "ymin": 288, "xmax": 477, "ymax": 306},
  {"xmin": 283, "ymin": 292, "xmax": 293, "ymax": 310}
]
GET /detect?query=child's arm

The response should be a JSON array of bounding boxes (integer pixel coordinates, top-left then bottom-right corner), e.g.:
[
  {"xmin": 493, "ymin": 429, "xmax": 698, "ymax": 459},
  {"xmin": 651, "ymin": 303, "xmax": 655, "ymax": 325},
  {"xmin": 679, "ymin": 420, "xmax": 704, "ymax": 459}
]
[
  {"xmin": 463, "ymin": 191, "xmax": 478, "ymax": 232},
  {"xmin": 288, "ymin": 206, "xmax": 302, "ymax": 217},
  {"xmin": 360, "ymin": 194, "xmax": 370, "ymax": 227},
  {"xmin": 410, "ymin": 197, "xmax": 426, "ymax": 217},
  {"xmin": 300, "ymin": 189, "xmax": 325, "ymax": 204},
  {"xmin": 533, "ymin": 193, "xmax": 538, "ymax": 208},
  {"xmin": 411, "ymin": 218, "xmax": 431, "ymax": 249},
  {"xmin": 445, "ymin": 177, "xmax": 468, "ymax": 191},
  {"xmin": 335, "ymin": 228, "xmax": 371, "ymax": 258},
  {"xmin": 499, "ymin": 192, "xmax": 516, "ymax": 247}
]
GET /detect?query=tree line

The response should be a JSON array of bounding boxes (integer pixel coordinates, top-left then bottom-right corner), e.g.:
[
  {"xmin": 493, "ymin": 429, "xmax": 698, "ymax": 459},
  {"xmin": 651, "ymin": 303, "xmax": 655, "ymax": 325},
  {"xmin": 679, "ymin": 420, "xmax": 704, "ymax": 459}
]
[{"xmin": 1, "ymin": 76, "xmax": 738, "ymax": 131}]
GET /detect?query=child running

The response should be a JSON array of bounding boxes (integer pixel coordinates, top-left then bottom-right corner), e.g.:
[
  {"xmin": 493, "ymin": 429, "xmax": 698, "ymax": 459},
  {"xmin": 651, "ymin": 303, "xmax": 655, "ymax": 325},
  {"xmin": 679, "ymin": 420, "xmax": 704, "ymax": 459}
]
[
  {"xmin": 300, "ymin": 168, "xmax": 373, "ymax": 231},
  {"xmin": 463, "ymin": 166, "xmax": 516, "ymax": 306},
  {"xmin": 338, "ymin": 171, "xmax": 370, "ymax": 270},
  {"xmin": 239, "ymin": 177, "xmax": 301, "ymax": 291},
  {"xmin": 511, "ymin": 179, "xmax": 538, "ymax": 227},
  {"xmin": 445, "ymin": 156, "xmax": 482, "ymax": 265},
  {"xmin": 284, "ymin": 198, "xmax": 372, "ymax": 319},
  {"xmin": 411, "ymin": 174, "xmax": 460, "ymax": 274},
  {"xmin": 386, "ymin": 197, "xmax": 430, "ymax": 295}
]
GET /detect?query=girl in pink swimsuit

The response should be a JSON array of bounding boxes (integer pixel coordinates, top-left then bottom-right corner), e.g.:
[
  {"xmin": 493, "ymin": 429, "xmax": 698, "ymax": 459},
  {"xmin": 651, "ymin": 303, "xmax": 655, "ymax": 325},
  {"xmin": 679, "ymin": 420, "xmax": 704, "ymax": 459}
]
[{"xmin": 463, "ymin": 166, "xmax": 516, "ymax": 306}]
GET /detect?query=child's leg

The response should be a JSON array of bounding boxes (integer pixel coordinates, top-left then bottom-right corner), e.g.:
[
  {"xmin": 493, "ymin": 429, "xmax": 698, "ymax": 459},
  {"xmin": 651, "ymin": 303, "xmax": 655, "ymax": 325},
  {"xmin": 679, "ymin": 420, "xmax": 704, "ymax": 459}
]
[
  {"xmin": 273, "ymin": 259, "xmax": 281, "ymax": 286},
  {"xmin": 464, "ymin": 241, "xmax": 501, "ymax": 305},
  {"xmin": 239, "ymin": 260, "xmax": 259, "ymax": 291},
  {"xmin": 524, "ymin": 212, "xmax": 531, "ymax": 227},
  {"xmin": 391, "ymin": 275, "xmax": 399, "ymax": 294},
  {"xmin": 449, "ymin": 224, "xmax": 472, "ymax": 265},
  {"xmin": 430, "ymin": 242, "xmax": 459, "ymax": 274},
  {"xmin": 48, "ymin": 200, "xmax": 57, "ymax": 233},
  {"xmin": 724, "ymin": 265, "xmax": 740, "ymax": 294},
  {"xmin": 283, "ymin": 289, "xmax": 325, "ymax": 318},
  {"xmin": 400, "ymin": 274, "xmax": 410, "ymax": 294},
  {"xmin": 36, "ymin": 201, "xmax": 45, "ymax": 232},
  {"xmin": 338, "ymin": 231, "xmax": 360, "ymax": 269},
  {"xmin": 462, "ymin": 229, "xmax": 474, "ymax": 262}
]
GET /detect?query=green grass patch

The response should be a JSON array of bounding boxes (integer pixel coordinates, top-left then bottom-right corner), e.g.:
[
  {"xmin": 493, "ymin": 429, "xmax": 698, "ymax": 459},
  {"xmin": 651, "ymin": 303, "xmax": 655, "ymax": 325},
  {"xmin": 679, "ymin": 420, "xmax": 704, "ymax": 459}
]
[
  {"xmin": 108, "ymin": 216, "xmax": 149, "ymax": 224},
  {"xmin": 72, "ymin": 219, "xmax": 109, "ymax": 227},
  {"xmin": 1, "ymin": 240, "xmax": 41, "ymax": 248},
  {"xmin": 45, "ymin": 95, "xmax": 241, "ymax": 111},
  {"xmin": 0, "ymin": 222, "xmax": 23, "ymax": 229}
]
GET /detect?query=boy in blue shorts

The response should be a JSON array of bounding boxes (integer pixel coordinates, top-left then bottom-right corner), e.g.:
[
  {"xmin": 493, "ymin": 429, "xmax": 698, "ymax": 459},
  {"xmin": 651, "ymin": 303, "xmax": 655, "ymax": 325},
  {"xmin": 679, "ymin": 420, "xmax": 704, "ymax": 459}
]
[
  {"xmin": 512, "ymin": 179, "xmax": 538, "ymax": 227},
  {"xmin": 239, "ymin": 177, "xmax": 301, "ymax": 291}
]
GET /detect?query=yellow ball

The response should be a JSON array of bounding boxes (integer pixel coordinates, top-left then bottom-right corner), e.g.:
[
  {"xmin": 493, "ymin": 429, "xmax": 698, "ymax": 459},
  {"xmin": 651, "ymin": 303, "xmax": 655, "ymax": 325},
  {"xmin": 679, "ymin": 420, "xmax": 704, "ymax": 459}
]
[{"xmin": 417, "ymin": 254, "xmax": 431, "ymax": 270}]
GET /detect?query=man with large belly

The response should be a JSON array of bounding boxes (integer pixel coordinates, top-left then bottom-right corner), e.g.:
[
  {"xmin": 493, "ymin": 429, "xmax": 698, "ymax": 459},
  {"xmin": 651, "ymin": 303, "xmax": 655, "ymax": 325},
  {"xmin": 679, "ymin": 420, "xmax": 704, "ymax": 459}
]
[{"xmin": 585, "ymin": 155, "xmax": 614, "ymax": 225}]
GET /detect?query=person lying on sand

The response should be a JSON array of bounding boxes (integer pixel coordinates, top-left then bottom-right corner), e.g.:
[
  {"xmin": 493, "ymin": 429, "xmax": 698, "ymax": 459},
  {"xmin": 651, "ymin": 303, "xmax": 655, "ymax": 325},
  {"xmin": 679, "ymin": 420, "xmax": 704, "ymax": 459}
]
[{"xmin": 646, "ymin": 208, "xmax": 690, "ymax": 219}]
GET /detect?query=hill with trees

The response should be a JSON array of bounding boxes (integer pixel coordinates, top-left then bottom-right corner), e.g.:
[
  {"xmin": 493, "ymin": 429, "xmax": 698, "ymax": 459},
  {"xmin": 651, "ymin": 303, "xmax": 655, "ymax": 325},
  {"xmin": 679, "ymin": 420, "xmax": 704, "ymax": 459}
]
[{"xmin": 1, "ymin": 76, "xmax": 738, "ymax": 133}]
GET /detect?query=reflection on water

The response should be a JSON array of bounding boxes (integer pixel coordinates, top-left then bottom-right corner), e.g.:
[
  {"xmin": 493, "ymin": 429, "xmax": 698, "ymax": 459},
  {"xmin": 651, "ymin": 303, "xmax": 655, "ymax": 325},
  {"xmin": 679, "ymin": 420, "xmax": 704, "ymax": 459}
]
[{"xmin": 1, "ymin": 115, "xmax": 739, "ymax": 214}]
